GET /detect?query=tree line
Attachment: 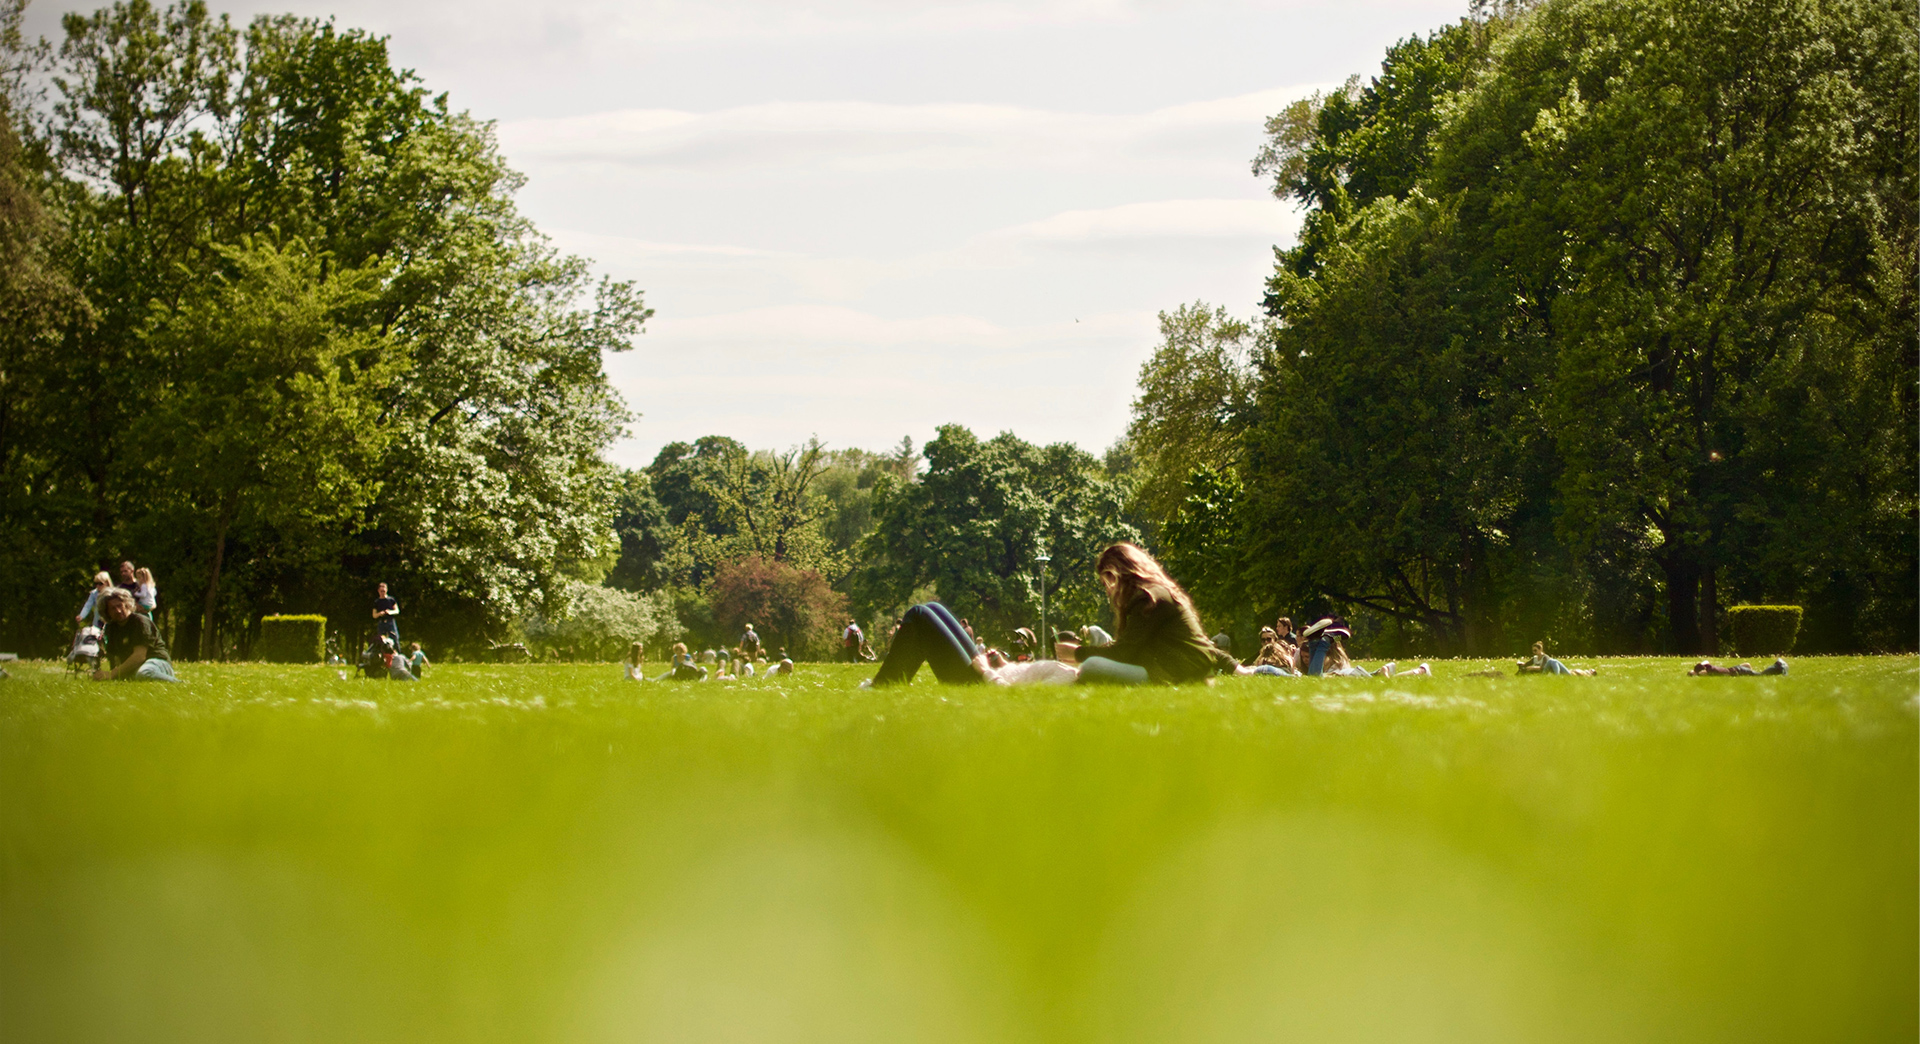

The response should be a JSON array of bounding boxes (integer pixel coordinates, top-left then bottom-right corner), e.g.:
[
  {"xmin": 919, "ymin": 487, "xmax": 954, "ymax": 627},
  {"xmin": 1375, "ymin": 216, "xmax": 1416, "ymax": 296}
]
[
  {"xmin": 0, "ymin": 0, "xmax": 646, "ymax": 657},
  {"xmin": 3, "ymin": 0, "xmax": 1910, "ymax": 660},
  {"xmin": 1134, "ymin": 0, "xmax": 1916, "ymax": 655}
]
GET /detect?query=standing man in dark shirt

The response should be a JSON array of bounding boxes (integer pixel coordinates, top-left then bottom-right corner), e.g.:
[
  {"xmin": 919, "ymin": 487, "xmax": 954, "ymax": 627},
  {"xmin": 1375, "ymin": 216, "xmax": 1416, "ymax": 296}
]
[
  {"xmin": 372, "ymin": 582, "xmax": 400, "ymax": 644},
  {"xmin": 93, "ymin": 588, "xmax": 178, "ymax": 682}
]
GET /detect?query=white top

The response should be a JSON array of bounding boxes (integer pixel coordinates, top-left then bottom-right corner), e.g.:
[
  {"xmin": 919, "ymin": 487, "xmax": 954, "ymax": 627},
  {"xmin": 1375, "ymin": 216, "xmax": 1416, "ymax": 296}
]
[
  {"xmin": 624, "ymin": 662, "xmax": 644, "ymax": 680},
  {"xmin": 987, "ymin": 660, "xmax": 1080, "ymax": 686}
]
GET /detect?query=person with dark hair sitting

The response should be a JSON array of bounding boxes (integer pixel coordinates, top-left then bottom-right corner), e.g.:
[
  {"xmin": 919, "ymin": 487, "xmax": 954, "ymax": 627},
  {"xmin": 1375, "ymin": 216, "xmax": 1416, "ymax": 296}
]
[
  {"xmin": 1518, "ymin": 641, "xmax": 1596, "ymax": 676},
  {"xmin": 862, "ymin": 602, "xmax": 996, "ymax": 687}
]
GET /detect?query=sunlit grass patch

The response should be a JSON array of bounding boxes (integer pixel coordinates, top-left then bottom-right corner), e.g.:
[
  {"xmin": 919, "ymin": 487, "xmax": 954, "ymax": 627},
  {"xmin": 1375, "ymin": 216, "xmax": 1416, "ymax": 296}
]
[{"xmin": 2, "ymin": 657, "xmax": 1914, "ymax": 1043}]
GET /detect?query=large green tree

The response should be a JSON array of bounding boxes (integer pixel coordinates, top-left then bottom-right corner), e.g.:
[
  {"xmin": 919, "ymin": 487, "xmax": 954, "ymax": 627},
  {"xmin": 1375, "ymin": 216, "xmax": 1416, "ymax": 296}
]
[
  {"xmin": 1207, "ymin": 0, "xmax": 1914, "ymax": 655},
  {"xmin": 1433, "ymin": 0, "xmax": 1917, "ymax": 652},
  {"xmin": 853, "ymin": 425, "xmax": 1140, "ymax": 643},
  {"xmin": 0, "ymin": 2, "xmax": 650, "ymax": 655}
]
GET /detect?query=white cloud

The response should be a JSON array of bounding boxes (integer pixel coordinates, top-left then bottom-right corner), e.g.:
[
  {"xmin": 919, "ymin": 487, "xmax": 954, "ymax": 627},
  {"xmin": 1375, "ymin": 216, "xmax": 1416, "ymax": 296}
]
[
  {"xmin": 978, "ymin": 198, "xmax": 1297, "ymax": 244},
  {"xmin": 496, "ymin": 86, "xmax": 1332, "ymax": 177}
]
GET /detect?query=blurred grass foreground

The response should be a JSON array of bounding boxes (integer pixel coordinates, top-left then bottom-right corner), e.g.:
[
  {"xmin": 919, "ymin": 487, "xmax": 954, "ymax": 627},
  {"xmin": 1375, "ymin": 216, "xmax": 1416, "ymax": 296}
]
[{"xmin": 2, "ymin": 657, "xmax": 1915, "ymax": 1043}]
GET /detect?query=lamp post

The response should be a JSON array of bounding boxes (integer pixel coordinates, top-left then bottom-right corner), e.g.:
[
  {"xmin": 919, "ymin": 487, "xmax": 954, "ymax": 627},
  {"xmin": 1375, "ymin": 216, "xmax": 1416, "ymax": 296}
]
[{"xmin": 1035, "ymin": 552, "xmax": 1052, "ymax": 660}]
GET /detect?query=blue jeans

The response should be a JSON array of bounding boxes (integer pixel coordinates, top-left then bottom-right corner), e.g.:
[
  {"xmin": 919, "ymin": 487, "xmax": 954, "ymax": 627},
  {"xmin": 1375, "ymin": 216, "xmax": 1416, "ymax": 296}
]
[
  {"xmin": 1542, "ymin": 657, "xmax": 1571, "ymax": 675},
  {"xmin": 135, "ymin": 659, "xmax": 179, "ymax": 682},
  {"xmin": 1076, "ymin": 656, "xmax": 1150, "ymax": 685},
  {"xmin": 870, "ymin": 603, "xmax": 980, "ymax": 686},
  {"xmin": 1251, "ymin": 664, "xmax": 1293, "ymax": 676}
]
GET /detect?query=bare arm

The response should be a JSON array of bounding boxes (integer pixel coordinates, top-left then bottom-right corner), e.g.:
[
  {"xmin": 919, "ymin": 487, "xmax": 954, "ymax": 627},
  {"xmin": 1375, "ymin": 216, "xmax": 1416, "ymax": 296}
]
[{"xmin": 93, "ymin": 645, "xmax": 147, "ymax": 681}]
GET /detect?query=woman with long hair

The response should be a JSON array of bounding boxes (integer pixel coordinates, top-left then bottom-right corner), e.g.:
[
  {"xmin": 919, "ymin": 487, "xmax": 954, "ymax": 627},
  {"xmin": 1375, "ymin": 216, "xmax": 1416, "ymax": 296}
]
[
  {"xmin": 624, "ymin": 641, "xmax": 645, "ymax": 680},
  {"xmin": 1068, "ymin": 543, "xmax": 1241, "ymax": 685},
  {"xmin": 132, "ymin": 567, "xmax": 158, "ymax": 614}
]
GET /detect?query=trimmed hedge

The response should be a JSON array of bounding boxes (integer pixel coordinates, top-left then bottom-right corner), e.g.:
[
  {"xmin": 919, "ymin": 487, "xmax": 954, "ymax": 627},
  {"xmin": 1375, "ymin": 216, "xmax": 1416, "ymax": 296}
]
[
  {"xmin": 1727, "ymin": 605, "xmax": 1802, "ymax": 656},
  {"xmin": 258, "ymin": 615, "xmax": 327, "ymax": 664}
]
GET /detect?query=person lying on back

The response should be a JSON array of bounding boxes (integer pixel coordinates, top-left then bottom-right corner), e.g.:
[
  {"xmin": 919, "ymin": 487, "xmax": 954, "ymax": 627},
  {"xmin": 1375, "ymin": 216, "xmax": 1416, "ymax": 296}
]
[{"xmin": 1689, "ymin": 658, "xmax": 1788, "ymax": 676}]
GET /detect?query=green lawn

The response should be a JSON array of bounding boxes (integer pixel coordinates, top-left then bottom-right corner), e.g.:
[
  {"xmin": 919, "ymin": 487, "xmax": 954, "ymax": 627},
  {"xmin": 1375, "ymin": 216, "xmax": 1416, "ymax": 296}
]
[{"xmin": 2, "ymin": 657, "xmax": 1914, "ymax": 1043}]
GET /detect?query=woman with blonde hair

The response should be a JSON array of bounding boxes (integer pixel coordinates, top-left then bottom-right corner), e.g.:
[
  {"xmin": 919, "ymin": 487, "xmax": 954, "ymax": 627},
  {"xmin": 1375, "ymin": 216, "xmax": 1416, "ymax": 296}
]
[
  {"xmin": 1065, "ymin": 543, "xmax": 1242, "ymax": 685},
  {"xmin": 657, "ymin": 641, "xmax": 705, "ymax": 681},
  {"xmin": 74, "ymin": 572, "xmax": 112, "ymax": 628}
]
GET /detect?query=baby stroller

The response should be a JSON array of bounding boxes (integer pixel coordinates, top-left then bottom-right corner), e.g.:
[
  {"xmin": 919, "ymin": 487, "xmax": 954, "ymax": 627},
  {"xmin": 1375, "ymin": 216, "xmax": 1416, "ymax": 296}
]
[{"xmin": 67, "ymin": 626, "xmax": 105, "ymax": 676}]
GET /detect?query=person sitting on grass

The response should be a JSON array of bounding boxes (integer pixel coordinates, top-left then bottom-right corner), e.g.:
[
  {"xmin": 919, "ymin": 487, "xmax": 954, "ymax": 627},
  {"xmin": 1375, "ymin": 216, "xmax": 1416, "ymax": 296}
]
[
  {"xmin": 1062, "ymin": 543, "xmax": 1245, "ymax": 686},
  {"xmin": 657, "ymin": 642, "xmax": 705, "ymax": 682},
  {"xmin": 1247, "ymin": 626, "xmax": 1294, "ymax": 675},
  {"xmin": 378, "ymin": 637, "xmax": 415, "ymax": 681},
  {"xmin": 624, "ymin": 641, "xmax": 645, "ymax": 680},
  {"xmin": 1518, "ymin": 641, "xmax": 1596, "ymax": 676},
  {"xmin": 92, "ymin": 588, "xmax": 178, "ymax": 682},
  {"xmin": 1272, "ymin": 617, "xmax": 1299, "ymax": 656},
  {"xmin": 1689, "ymin": 658, "xmax": 1789, "ymax": 676},
  {"xmin": 407, "ymin": 642, "xmax": 429, "ymax": 680}
]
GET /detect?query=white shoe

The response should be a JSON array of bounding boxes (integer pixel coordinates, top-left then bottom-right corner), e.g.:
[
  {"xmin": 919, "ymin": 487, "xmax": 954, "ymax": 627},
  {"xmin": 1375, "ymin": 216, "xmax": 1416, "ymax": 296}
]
[
  {"xmin": 858, "ymin": 678, "xmax": 874, "ymax": 690},
  {"xmin": 1414, "ymin": 663, "xmax": 1431, "ymax": 676}
]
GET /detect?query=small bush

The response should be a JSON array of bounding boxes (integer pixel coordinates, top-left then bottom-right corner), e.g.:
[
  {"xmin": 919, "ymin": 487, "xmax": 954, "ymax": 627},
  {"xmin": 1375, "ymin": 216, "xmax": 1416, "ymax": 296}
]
[
  {"xmin": 1728, "ymin": 605, "xmax": 1802, "ymax": 656},
  {"xmin": 258, "ymin": 615, "xmax": 327, "ymax": 663}
]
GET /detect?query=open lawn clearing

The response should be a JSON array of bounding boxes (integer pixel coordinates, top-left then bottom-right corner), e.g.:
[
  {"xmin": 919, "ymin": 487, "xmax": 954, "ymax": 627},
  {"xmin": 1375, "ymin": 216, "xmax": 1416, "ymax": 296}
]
[{"xmin": 3, "ymin": 657, "xmax": 1914, "ymax": 1043}]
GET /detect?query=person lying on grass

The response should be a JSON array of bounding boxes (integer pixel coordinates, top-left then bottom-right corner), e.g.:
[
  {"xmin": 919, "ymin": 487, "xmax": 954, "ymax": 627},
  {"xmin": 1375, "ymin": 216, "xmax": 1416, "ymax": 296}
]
[
  {"xmin": 860, "ymin": 602, "xmax": 1034, "ymax": 687},
  {"xmin": 92, "ymin": 588, "xmax": 178, "ymax": 683},
  {"xmin": 1689, "ymin": 658, "xmax": 1789, "ymax": 676}
]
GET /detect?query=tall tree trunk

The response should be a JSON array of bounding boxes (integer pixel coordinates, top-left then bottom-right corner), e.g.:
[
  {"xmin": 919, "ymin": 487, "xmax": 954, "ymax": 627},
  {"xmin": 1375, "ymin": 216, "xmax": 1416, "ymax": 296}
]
[
  {"xmin": 199, "ymin": 492, "xmax": 240, "ymax": 661},
  {"xmin": 1662, "ymin": 555, "xmax": 1702, "ymax": 655},
  {"xmin": 1700, "ymin": 567, "xmax": 1719, "ymax": 655}
]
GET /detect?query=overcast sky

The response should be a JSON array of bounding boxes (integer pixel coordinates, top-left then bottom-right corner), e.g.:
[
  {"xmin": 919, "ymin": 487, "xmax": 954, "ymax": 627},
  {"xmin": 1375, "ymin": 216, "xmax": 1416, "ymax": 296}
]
[{"xmin": 29, "ymin": 0, "xmax": 1469, "ymax": 467}]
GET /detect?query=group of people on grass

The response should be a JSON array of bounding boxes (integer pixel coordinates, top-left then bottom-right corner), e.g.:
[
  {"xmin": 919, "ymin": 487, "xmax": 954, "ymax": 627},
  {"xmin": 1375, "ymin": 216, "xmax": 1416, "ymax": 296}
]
[
  {"xmin": 355, "ymin": 582, "xmax": 431, "ymax": 680},
  {"xmin": 68, "ymin": 561, "xmax": 173, "ymax": 682},
  {"xmin": 866, "ymin": 543, "xmax": 1266, "ymax": 688},
  {"xmin": 68, "ymin": 555, "xmax": 1788, "ymax": 686},
  {"xmin": 626, "ymin": 622, "xmax": 798, "ymax": 682},
  {"xmin": 857, "ymin": 543, "xmax": 1791, "ymax": 688}
]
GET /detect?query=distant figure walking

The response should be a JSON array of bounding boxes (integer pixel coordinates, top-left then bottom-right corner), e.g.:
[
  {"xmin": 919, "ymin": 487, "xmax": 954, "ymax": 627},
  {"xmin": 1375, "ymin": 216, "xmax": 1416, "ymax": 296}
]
[
  {"xmin": 842, "ymin": 619, "xmax": 863, "ymax": 663},
  {"xmin": 371, "ymin": 582, "xmax": 400, "ymax": 644}
]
